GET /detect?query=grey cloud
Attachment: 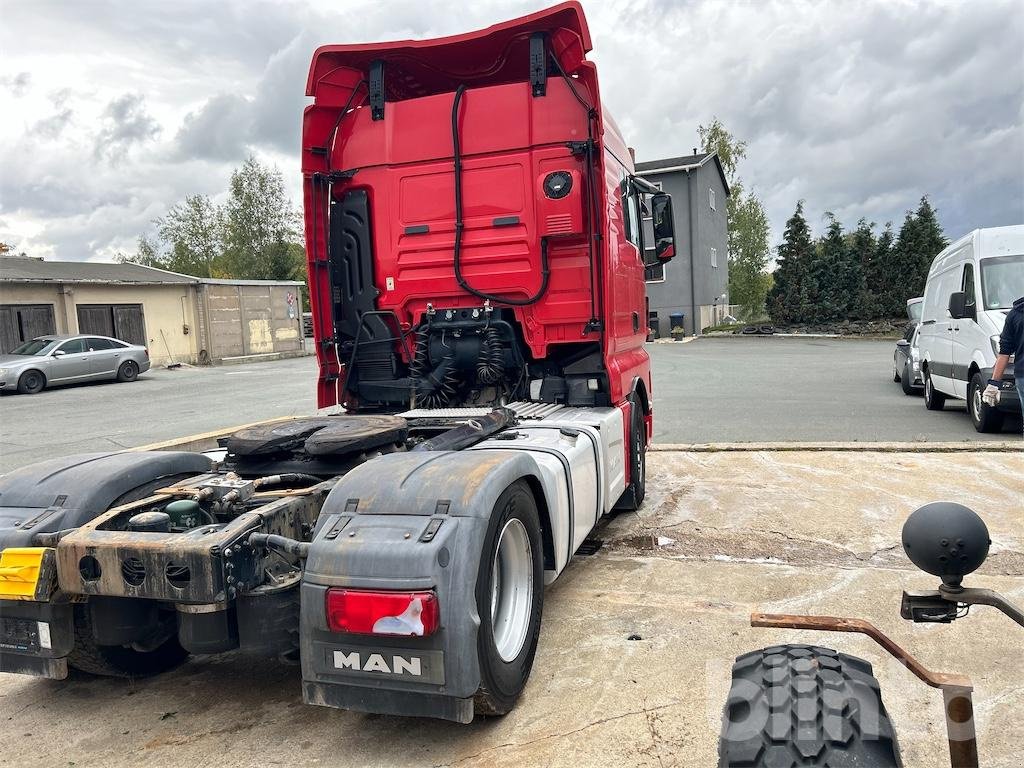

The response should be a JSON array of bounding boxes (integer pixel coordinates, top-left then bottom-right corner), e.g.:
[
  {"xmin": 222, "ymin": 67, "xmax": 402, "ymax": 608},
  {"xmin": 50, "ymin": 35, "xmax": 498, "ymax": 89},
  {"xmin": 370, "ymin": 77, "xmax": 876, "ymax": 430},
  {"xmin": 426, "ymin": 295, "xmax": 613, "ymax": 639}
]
[
  {"xmin": 1, "ymin": 71, "xmax": 31, "ymax": 96},
  {"xmin": 175, "ymin": 93, "xmax": 255, "ymax": 160},
  {"xmin": 3, "ymin": 0, "xmax": 1022, "ymax": 262},
  {"xmin": 94, "ymin": 93, "xmax": 161, "ymax": 161}
]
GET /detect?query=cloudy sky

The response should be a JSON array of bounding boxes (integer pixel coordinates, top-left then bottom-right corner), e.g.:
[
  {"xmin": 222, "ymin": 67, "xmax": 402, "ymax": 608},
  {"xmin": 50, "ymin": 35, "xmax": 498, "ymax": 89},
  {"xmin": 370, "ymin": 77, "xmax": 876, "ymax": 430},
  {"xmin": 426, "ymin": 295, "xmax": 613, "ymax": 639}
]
[{"xmin": 1, "ymin": 0, "xmax": 1022, "ymax": 263}]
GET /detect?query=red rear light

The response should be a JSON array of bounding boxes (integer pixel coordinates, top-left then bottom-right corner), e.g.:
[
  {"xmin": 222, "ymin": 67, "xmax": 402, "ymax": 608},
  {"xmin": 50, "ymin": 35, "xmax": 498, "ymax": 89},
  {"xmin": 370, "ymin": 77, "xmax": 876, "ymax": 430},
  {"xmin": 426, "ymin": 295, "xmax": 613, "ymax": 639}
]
[{"xmin": 325, "ymin": 589, "xmax": 439, "ymax": 637}]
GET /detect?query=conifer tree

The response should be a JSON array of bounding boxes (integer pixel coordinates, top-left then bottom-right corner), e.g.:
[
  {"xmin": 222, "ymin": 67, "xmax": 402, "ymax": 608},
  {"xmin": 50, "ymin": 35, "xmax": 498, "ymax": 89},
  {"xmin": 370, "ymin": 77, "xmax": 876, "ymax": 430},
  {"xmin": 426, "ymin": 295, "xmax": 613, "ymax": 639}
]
[{"xmin": 767, "ymin": 201, "xmax": 815, "ymax": 324}]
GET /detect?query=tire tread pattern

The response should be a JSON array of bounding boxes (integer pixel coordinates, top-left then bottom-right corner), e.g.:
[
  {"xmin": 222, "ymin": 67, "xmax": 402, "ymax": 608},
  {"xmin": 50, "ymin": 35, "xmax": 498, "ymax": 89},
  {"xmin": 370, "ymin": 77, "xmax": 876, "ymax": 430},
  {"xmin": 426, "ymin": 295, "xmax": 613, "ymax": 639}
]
[{"xmin": 719, "ymin": 644, "xmax": 901, "ymax": 767}]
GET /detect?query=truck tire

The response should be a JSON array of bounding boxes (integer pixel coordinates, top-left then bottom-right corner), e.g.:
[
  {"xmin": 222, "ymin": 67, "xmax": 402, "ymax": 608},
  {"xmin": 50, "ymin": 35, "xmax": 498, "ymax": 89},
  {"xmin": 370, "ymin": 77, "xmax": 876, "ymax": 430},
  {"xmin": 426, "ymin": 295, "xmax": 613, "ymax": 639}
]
[
  {"xmin": 68, "ymin": 603, "xmax": 188, "ymax": 678},
  {"xmin": 116, "ymin": 360, "xmax": 139, "ymax": 382},
  {"xmin": 473, "ymin": 480, "xmax": 544, "ymax": 717},
  {"xmin": 17, "ymin": 369, "xmax": 45, "ymax": 394},
  {"xmin": 923, "ymin": 370, "xmax": 946, "ymax": 411},
  {"xmin": 615, "ymin": 395, "xmax": 647, "ymax": 511},
  {"xmin": 719, "ymin": 645, "xmax": 901, "ymax": 767},
  {"xmin": 969, "ymin": 372, "xmax": 1005, "ymax": 433},
  {"xmin": 900, "ymin": 361, "xmax": 917, "ymax": 396}
]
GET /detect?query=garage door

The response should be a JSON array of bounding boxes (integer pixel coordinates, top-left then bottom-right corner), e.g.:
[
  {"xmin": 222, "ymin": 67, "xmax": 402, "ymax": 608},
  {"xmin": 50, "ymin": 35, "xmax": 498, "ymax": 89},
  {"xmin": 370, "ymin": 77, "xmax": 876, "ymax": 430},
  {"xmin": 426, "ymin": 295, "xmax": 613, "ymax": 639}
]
[
  {"xmin": 0, "ymin": 304, "xmax": 57, "ymax": 354},
  {"xmin": 76, "ymin": 304, "xmax": 147, "ymax": 346}
]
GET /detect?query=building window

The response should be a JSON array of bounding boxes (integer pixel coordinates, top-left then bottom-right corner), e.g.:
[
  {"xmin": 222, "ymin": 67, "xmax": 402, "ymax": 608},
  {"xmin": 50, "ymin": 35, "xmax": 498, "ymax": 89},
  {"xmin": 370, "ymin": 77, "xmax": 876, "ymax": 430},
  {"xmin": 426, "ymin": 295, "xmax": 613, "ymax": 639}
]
[
  {"xmin": 710, "ymin": 247, "xmax": 718, "ymax": 268},
  {"xmin": 645, "ymin": 261, "xmax": 665, "ymax": 283},
  {"xmin": 709, "ymin": 188, "xmax": 716, "ymax": 211}
]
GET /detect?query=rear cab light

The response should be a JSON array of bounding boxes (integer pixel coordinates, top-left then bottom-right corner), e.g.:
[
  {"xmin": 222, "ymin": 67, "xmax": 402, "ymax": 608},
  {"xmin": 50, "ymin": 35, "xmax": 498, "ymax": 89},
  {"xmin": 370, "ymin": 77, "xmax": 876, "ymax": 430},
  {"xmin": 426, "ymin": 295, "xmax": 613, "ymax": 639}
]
[{"xmin": 326, "ymin": 588, "xmax": 439, "ymax": 637}]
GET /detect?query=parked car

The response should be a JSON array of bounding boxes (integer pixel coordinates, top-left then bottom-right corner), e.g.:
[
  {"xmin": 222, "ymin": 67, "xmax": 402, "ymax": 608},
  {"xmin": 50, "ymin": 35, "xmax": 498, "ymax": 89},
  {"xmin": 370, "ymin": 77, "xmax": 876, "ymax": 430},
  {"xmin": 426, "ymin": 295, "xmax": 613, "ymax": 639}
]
[
  {"xmin": 893, "ymin": 297, "xmax": 924, "ymax": 394},
  {"xmin": 0, "ymin": 334, "xmax": 150, "ymax": 395},
  {"xmin": 917, "ymin": 225, "xmax": 1023, "ymax": 432}
]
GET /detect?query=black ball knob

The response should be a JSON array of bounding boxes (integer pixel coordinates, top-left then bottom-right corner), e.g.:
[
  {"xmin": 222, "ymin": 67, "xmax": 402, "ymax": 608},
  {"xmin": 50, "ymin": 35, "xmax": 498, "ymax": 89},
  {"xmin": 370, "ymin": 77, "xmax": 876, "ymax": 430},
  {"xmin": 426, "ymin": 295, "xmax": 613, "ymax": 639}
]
[{"xmin": 902, "ymin": 502, "xmax": 990, "ymax": 587}]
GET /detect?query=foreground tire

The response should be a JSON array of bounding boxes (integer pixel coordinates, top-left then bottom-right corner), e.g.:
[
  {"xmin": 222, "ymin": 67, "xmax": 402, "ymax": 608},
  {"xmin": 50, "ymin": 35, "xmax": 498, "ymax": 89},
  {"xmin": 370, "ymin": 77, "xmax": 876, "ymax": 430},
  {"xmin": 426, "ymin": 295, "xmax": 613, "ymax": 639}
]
[
  {"xmin": 892, "ymin": 354, "xmax": 901, "ymax": 382},
  {"xmin": 68, "ymin": 604, "xmax": 188, "ymax": 678},
  {"xmin": 900, "ymin": 361, "xmax": 917, "ymax": 396},
  {"xmin": 615, "ymin": 396, "xmax": 647, "ymax": 511},
  {"xmin": 116, "ymin": 360, "xmax": 139, "ymax": 382},
  {"xmin": 719, "ymin": 645, "xmax": 901, "ymax": 767},
  {"xmin": 17, "ymin": 369, "xmax": 45, "ymax": 394},
  {"xmin": 473, "ymin": 480, "xmax": 543, "ymax": 716},
  {"xmin": 923, "ymin": 370, "xmax": 946, "ymax": 411},
  {"xmin": 968, "ymin": 372, "xmax": 1005, "ymax": 433}
]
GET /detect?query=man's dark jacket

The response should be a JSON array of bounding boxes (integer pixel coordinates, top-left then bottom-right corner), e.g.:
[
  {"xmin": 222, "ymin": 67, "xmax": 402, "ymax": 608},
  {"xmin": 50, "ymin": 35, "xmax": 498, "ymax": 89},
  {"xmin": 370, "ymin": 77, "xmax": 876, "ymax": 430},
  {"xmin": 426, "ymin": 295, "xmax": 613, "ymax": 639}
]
[{"xmin": 998, "ymin": 296, "xmax": 1024, "ymax": 380}]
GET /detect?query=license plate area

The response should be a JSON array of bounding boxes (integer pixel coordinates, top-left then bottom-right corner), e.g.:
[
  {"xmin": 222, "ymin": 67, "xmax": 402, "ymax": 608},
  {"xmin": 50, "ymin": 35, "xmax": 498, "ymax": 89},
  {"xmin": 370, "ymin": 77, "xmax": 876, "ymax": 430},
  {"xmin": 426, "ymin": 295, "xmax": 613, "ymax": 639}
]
[{"xmin": 0, "ymin": 617, "xmax": 49, "ymax": 653}]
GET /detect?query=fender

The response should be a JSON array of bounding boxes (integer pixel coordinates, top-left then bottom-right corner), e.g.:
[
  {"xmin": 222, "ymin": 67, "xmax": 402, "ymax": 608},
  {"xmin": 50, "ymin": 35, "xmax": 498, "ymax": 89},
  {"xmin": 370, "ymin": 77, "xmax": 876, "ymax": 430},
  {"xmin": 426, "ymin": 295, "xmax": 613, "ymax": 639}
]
[
  {"xmin": 0, "ymin": 451, "xmax": 214, "ymax": 550},
  {"xmin": 300, "ymin": 449, "xmax": 553, "ymax": 723}
]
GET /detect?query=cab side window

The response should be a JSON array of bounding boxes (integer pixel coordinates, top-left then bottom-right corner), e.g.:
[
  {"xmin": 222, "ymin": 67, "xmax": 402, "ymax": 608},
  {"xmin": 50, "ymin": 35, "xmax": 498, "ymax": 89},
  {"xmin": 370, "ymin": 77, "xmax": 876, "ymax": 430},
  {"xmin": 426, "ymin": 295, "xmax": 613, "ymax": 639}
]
[
  {"xmin": 58, "ymin": 339, "xmax": 87, "ymax": 354},
  {"xmin": 961, "ymin": 264, "xmax": 976, "ymax": 314}
]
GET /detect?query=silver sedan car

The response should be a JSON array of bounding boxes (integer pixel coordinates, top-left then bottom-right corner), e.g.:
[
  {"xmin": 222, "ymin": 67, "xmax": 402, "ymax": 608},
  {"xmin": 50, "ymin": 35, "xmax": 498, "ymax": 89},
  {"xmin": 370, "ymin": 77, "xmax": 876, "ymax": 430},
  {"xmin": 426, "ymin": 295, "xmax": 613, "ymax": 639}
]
[{"xmin": 0, "ymin": 334, "xmax": 151, "ymax": 394}]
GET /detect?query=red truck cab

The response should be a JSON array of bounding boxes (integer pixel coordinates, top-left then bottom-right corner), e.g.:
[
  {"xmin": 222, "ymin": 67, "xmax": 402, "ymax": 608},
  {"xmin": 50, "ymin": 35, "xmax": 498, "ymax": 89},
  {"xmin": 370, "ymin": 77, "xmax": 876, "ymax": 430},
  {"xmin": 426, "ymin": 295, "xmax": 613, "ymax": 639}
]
[{"xmin": 301, "ymin": 0, "xmax": 675, "ymax": 453}]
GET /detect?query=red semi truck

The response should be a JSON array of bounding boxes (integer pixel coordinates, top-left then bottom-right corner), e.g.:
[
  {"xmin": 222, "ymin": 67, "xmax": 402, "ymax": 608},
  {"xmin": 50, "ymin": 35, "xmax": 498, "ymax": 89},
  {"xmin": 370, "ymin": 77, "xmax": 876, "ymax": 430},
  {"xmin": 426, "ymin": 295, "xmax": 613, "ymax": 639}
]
[{"xmin": 0, "ymin": 2, "xmax": 676, "ymax": 722}]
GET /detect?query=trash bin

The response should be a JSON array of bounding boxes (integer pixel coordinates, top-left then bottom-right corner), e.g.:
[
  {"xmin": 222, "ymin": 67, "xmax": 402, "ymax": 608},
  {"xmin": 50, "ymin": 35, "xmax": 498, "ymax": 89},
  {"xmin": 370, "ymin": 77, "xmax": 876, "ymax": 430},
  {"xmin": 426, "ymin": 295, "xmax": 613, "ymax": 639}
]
[
  {"xmin": 648, "ymin": 311, "xmax": 660, "ymax": 340},
  {"xmin": 669, "ymin": 312, "xmax": 686, "ymax": 340}
]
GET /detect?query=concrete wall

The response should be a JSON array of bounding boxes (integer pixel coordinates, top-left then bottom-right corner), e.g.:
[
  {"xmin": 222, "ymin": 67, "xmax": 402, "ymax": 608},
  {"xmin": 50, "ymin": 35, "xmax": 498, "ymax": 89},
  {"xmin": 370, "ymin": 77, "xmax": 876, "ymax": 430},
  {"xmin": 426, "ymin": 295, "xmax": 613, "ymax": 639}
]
[
  {"xmin": 640, "ymin": 162, "xmax": 730, "ymax": 336},
  {"xmin": 0, "ymin": 282, "xmax": 199, "ymax": 365},
  {"xmin": 196, "ymin": 283, "xmax": 304, "ymax": 362}
]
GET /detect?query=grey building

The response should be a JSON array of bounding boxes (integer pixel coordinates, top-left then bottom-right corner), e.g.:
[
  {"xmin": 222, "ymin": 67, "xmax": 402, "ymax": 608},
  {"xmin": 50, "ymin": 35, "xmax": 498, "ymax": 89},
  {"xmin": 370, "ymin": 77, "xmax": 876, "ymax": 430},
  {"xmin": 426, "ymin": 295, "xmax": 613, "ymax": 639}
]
[{"xmin": 635, "ymin": 152, "xmax": 730, "ymax": 336}]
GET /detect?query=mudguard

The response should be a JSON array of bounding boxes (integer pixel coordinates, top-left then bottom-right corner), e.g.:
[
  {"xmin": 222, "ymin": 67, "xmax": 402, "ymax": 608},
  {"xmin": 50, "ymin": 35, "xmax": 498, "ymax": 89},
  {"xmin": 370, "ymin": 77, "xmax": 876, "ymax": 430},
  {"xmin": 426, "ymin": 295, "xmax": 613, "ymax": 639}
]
[
  {"xmin": 300, "ymin": 449, "xmax": 551, "ymax": 723},
  {"xmin": 0, "ymin": 451, "xmax": 214, "ymax": 550},
  {"xmin": 0, "ymin": 451, "xmax": 212, "ymax": 678}
]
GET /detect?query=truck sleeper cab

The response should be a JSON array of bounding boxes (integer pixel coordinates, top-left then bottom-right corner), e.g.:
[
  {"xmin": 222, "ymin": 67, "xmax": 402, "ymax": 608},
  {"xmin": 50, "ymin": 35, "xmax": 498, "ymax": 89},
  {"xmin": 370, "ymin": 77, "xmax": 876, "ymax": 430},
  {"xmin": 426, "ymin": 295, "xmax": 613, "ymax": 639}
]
[{"xmin": 0, "ymin": 2, "xmax": 676, "ymax": 723}]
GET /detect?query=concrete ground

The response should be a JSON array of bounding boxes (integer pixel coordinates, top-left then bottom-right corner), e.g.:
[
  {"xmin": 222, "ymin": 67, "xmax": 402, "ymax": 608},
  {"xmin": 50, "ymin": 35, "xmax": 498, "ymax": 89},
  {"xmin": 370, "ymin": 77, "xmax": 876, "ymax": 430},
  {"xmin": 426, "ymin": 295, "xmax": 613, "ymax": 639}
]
[
  {"xmin": 0, "ymin": 450, "xmax": 1020, "ymax": 767},
  {"xmin": 650, "ymin": 337, "xmax": 1022, "ymax": 443}
]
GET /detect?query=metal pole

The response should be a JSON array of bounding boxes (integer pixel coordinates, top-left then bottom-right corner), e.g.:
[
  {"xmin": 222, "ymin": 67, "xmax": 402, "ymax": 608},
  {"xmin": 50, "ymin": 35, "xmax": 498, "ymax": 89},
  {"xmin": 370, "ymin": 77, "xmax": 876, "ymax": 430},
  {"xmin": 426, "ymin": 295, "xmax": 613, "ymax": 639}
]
[{"xmin": 942, "ymin": 686, "xmax": 979, "ymax": 768}]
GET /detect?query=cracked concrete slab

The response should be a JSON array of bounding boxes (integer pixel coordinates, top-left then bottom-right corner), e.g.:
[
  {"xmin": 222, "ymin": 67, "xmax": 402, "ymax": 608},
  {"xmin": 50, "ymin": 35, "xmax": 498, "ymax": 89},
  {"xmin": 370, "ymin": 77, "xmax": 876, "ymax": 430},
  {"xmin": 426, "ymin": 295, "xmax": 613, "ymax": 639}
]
[{"xmin": 0, "ymin": 450, "xmax": 1020, "ymax": 767}]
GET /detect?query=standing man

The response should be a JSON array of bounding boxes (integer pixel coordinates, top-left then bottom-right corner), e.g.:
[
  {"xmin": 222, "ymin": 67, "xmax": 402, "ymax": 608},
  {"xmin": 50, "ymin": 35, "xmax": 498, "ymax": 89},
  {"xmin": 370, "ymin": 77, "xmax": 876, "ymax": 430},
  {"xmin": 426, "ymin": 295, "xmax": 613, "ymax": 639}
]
[{"xmin": 983, "ymin": 296, "xmax": 1024, "ymax": 428}]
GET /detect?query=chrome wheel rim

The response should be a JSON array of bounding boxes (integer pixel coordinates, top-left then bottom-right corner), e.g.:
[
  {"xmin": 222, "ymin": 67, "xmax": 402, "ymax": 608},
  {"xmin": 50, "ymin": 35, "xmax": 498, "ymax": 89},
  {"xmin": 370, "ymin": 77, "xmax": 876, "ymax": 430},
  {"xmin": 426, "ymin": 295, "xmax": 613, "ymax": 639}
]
[
  {"xmin": 972, "ymin": 384, "xmax": 982, "ymax": 420},
  {"xmin": 490, "ymin": 518, "xmax": 533, "ymax": 662}
]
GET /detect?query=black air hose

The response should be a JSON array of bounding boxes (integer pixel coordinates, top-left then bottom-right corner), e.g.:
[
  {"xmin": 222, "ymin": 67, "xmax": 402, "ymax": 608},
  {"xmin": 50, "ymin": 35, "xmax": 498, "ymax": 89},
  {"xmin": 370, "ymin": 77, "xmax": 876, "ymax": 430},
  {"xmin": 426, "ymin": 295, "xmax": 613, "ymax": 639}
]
[
  {"xmin": 450, "ymin": 84, "xmax": 550, "ymax": 306},
  {"xmin": 476, "ymin": 326, "xmax": 504, "ymax": 384}
]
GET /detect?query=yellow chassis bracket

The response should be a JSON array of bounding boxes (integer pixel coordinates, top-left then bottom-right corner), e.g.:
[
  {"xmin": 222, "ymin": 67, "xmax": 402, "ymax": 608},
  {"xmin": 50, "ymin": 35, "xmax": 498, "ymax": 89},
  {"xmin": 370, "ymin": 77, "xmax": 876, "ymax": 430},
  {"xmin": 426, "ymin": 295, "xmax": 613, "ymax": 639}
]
[{"xmin": 0, "ymin": 548, "xmax": 57, "ymax": 601}]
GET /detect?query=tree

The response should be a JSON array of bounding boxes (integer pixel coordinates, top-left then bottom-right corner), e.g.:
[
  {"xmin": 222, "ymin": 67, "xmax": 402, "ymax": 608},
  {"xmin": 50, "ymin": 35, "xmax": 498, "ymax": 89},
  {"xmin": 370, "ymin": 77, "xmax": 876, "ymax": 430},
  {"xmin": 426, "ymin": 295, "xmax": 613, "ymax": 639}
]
[
  {"xmin": 699, "ymin": 118, "xmax": 771, "ymax": 319},
  {"xmin": 767, "ymin": 201, "xmax": 816, "ymax": 324},
  {"xmin": 120, "ymin": 156, "xmax": 307, "ymax": 283},
  {"xmin": 222, "ymin": 156, "xmax": 300, "ymax": 281},
  {"xmin": 728, "ymin": 194, "xmax": 772, "ymax": 320},
  {"xmin": 882, "ymin": 197, "xmax": 946, "ymax": 317},
  {"xmin": 808, "ymin": 214, "xmax": 850, "ymax": 323},
  {"xmin": 697, "ymin": 118, "xmax": 747, "ymax": 182},
  {"xmin": 848, "ymin": 219, "xmax": 878, "ymax": 320}
]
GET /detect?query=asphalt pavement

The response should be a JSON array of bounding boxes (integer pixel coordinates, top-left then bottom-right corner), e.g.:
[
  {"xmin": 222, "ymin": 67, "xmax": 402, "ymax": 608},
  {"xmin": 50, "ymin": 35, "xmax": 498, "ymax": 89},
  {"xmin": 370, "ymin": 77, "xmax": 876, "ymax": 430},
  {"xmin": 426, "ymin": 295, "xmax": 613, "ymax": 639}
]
[
  {"xmin": 649, "ymin": 337, "xmax": 1022, "ymax": 444},
  {"xmin": 1, "ymin": 338, "xmax": 1019, "ymax": 474}
]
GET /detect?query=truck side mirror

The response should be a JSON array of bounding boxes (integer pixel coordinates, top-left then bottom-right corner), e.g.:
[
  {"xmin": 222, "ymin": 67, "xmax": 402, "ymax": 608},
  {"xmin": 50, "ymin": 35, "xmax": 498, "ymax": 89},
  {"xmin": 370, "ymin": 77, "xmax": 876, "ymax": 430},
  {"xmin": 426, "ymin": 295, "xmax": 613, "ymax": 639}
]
[
  {"xmin": 948, "ymin": 291, "xmax": 974, "ymax": 320},
  {"xmin": 651, "ymin": 193, "xmax": 676, "ymax": 262}
]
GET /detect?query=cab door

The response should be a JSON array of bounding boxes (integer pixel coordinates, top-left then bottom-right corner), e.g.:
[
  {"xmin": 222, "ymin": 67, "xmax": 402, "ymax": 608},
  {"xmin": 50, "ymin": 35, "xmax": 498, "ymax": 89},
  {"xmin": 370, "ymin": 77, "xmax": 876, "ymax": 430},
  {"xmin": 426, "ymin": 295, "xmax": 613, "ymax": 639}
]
[
  {"xmin": 951, "ymin": 263, "xmax": 978, "ymax": 398},
  {"xmin": 48, "ymin": 338, "xmax": 92, "ymax": 382}
]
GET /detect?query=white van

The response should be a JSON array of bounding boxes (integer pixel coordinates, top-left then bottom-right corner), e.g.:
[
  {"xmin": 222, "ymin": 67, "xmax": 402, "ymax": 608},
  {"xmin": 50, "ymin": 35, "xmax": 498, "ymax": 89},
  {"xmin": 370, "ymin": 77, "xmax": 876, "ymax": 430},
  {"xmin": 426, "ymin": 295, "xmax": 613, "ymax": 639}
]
[{"xmin": 917, "ymin": 225, "xmax": 1023, "ymax": 432}]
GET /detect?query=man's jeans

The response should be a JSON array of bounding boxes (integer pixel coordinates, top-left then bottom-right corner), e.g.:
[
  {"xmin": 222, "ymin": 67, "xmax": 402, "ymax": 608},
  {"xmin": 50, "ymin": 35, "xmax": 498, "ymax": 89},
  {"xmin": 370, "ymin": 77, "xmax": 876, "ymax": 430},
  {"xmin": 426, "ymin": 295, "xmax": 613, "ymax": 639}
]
[{"xmin": 1018, "ymin": 379, "xmax": 1024, "ymax": 433}]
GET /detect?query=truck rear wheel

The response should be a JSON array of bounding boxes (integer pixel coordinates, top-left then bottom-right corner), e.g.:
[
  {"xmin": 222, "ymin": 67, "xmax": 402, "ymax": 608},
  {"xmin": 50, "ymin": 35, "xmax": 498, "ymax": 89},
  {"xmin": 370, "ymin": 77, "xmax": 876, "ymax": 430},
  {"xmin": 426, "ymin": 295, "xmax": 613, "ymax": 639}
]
[
  {"xmin": 68, "ymin": 604, "xmax": 188, "ymax": 678},
  {"xmin": 719, "ymin": 645, "xmax": 901, "ymax": 767},
  {"xmin": 473, "ymin": 480, "xmax": 543, "ymax": 717}
]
